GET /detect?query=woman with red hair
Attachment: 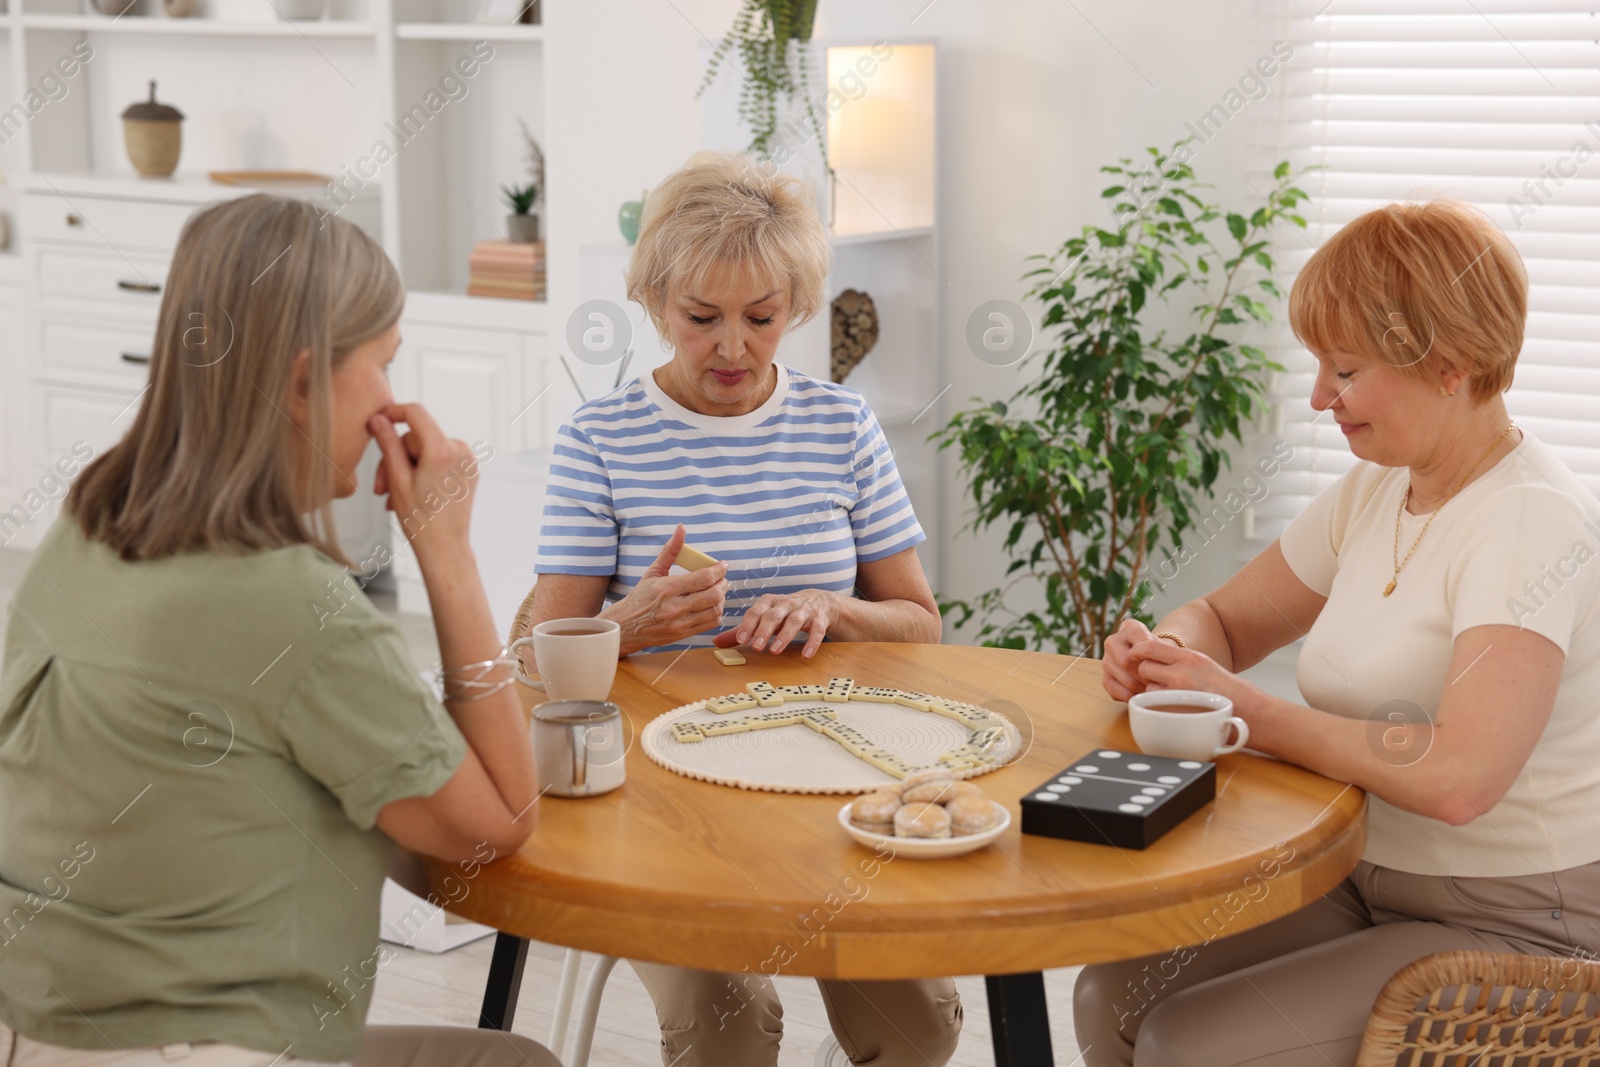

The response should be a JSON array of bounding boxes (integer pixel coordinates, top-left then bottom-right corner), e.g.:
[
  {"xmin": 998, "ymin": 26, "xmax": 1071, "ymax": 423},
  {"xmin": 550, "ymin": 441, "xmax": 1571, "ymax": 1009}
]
[{"xmin": 1077, "ymin": 199, "xmax": 1600, "ymax": 1066}]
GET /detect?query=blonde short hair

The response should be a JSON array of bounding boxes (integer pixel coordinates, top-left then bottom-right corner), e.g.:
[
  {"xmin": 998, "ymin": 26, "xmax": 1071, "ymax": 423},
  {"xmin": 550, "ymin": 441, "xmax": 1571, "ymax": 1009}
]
[
  {"xmin": 67, "ymin": 194, "xmax": 404, "ymax": 564},
  {"xmin": 1289, "ymin": 199, "xmax": 1527, "ymax": 402},
  {"xmin": 626, "ymin": 151, "xmax": 831, "ymax": 345}
]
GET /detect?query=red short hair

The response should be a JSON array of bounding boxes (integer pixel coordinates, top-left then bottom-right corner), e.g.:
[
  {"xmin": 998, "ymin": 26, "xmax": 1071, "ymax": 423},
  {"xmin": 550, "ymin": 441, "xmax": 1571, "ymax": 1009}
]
[{"xmin": 1289, "ymin": 199, "xmax": 1527, "ymax": 401}]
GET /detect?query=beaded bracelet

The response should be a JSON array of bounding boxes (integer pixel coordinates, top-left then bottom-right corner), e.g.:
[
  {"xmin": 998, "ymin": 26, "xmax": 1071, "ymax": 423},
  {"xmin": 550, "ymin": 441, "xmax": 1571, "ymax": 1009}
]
[{"xmin": 1153, "ymin": 631, "xmax": 1187, "ymax": 650}]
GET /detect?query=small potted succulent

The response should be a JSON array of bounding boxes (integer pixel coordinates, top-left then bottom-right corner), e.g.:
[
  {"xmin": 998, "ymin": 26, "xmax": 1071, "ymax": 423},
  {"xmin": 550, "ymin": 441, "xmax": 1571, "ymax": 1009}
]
[{"xmin": 501, "ymin": 183, "xmax": 539, "ymax": 244}]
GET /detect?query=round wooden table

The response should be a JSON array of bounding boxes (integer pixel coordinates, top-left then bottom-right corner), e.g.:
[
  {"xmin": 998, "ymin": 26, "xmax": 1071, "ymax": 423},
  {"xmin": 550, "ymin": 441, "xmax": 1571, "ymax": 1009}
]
[{"xmin": 429, "ymin": 643, "xmax": 1366, "ymax": 1066}]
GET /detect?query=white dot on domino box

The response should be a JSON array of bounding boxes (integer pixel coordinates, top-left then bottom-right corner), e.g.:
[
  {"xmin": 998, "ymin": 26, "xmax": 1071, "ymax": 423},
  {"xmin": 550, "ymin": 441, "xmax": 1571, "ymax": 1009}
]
[
  {"xmin": 1075, "ymin": 765, "xmax": 1098, "ymax": 774},
  {"xmin": 1047, "ymin": 784, "xmax": 1071, "ymax": 793},
  {"xmin": 1157, "ymin": 776, "xmax": 1182, "ymax": 784},
  {"xmin": 1129, "ymin": 763, "xmax": 1150, "ymax": 771},
  {"xmin": 1034, "ymin": 793, "xmax": 1059, "ymax": 801},
  {"xmin": 1059, "ymin": 776, "xmax": 1082, "ymax": 785},
  {"xmin": 1099, "ymin": 751, "xmax": 1121, "ymax": 759},
  {"xmin": 1129, "ymin": 795, "xmax": 1154, "ymax": 805},
  {"xmin": 1179, "ymin": 761, "xmax": 1203, "ymax": 769},
  {"xmin": 1141, "ymin": 787, "xmax": 1167, "ymax": 796},
  {"xmin": 1117, "ymin": 804, "xmax": 1143, "ymax": 813}
]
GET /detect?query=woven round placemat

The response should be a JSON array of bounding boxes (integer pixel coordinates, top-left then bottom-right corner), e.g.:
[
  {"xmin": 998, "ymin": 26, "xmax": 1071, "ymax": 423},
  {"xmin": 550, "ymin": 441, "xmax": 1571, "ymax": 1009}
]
[{"xmin": 641, "ymin": 697, "xmax": 1022, "ymax": 795}]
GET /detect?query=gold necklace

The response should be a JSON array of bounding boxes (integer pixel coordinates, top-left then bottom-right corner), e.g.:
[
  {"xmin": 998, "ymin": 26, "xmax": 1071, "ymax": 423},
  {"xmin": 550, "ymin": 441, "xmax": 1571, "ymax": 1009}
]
[{"xmin": 1385, "ymin": 422, "xmax": 1518, "ymax": 597}]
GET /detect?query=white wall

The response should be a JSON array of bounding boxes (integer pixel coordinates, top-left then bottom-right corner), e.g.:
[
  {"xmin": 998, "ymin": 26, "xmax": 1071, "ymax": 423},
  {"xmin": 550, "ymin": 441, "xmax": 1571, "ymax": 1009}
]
[
  {"xmin": 808, "ymin": 0, "xmax": 1297, "ymax": 690},
  {"xmin": 543, "ymin": 0, "xmax": 1300, "ymax": 690}
]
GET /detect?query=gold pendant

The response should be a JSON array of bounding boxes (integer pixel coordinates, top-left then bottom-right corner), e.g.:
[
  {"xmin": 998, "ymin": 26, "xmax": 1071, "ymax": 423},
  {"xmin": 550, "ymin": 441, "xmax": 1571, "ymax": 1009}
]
[{"xmin": 1383, "ymin": 579, "xmax": 1396, "ymax": 597}]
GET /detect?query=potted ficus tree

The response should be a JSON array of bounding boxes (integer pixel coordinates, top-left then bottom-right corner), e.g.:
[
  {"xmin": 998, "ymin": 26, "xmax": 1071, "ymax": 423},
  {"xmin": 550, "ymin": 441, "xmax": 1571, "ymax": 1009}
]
[
  {"xmin": 698, "ymin": 0, "xmax": 827, "ymax": 170},
  {"xmin": 935, "ymin": 143, "xmax": 1313, "ymax": 658}
]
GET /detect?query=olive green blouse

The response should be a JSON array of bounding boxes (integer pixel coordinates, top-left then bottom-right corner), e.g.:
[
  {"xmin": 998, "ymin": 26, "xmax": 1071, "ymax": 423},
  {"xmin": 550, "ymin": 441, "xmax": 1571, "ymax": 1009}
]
[{"xmin": 0, "ymin": 518, "xmax": 466, "ymax": 1062}]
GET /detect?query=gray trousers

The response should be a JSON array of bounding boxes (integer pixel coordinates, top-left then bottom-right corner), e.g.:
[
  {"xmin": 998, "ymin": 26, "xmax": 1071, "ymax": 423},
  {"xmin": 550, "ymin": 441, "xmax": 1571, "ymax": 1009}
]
[
  {"xmin": 630, "ymin": 961, "xmax": 963, "ymax": 1067},
  {"xmin": 1073, "ymin": 858, "xmax": 1600, "ymax": 1067}
]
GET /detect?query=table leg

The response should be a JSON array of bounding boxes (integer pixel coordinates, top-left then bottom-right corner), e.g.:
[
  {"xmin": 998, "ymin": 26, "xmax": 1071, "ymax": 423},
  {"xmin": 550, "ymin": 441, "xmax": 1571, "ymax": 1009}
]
[
  {"xmin": 985, "ymin": 973, "xmax": 1055, "ymax": 1067},
  {"xmin": 478, "ymin": 933, "xmax": 530, "ymax": 1030}
]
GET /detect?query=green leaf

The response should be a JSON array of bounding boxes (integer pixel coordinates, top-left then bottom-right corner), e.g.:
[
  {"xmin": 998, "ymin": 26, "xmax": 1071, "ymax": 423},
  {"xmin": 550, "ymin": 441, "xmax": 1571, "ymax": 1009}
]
[{"xmin": 938, "ymin": 136, "xmax": 1307, "ymax": 659}]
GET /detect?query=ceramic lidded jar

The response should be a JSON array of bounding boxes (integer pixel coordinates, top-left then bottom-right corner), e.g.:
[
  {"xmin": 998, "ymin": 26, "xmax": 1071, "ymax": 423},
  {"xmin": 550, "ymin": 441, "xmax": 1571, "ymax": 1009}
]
[{"xmin": 122, "ymin": 80, "xmax": 183, "ymax": 178}]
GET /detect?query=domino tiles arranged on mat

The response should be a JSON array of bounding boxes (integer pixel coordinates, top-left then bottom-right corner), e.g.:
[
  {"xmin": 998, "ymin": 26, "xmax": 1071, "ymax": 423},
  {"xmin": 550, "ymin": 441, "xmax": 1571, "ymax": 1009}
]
[{"xmin": 662, "ymin": 679, "xmax": 1011, "ymax": 779}]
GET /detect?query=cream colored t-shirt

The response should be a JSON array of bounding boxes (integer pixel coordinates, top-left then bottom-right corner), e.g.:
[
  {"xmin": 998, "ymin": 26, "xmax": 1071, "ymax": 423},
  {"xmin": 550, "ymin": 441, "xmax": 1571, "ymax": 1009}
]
[{"xmin": 1280, "ymin": 431, "xmax": 1600, "ymax": 877}]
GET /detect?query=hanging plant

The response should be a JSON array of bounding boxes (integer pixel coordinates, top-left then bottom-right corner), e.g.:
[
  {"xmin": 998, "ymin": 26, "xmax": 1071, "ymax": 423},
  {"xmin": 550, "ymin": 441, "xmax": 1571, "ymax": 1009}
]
[{"xmin": 698, "ymin": 0, "xmax": 829, "ymax": 172}]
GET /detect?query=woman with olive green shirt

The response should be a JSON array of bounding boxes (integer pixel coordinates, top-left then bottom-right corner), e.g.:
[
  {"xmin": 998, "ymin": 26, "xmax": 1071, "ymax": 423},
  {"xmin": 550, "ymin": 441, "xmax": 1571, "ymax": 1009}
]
[{"xmin": 0, "ymin": 195, "xmax": 557, "ymax": 1067}]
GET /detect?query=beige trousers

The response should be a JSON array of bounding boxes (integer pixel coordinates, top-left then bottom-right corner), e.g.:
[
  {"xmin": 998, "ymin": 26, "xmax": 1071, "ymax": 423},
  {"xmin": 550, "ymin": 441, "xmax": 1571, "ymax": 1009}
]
[
  {"xmin": 630, "ymin": 961, "xmax": 963, "ymax": 1067},
  {"xmin": 0, "ymin": 1023, "xmax": 561, "ymax": 1067},
  {"xmin": 1073, "ymin": 858, "xmax": 1600, "ymax": 1067}
]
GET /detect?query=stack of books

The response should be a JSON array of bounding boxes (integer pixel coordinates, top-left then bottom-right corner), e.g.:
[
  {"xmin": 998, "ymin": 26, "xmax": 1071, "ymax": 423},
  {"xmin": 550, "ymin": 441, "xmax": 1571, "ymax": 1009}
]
[{"xmin": 467, "ymin": 240, "xmax": 545, "ymax": 301}]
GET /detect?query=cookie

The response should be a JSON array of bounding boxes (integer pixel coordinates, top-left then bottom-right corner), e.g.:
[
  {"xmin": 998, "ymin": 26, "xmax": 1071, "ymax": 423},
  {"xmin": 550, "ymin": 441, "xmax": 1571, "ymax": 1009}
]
[
  {"xmin": 946, "ymin": 795, "xmax": 1003, "ymax": 836},
  {"xmin": 894, "ymin": 801, "xmax": 952, "ymax": 839},
  {"xmin": 850, "ymin": 791, "xmax": 902, "ymax": 828}
]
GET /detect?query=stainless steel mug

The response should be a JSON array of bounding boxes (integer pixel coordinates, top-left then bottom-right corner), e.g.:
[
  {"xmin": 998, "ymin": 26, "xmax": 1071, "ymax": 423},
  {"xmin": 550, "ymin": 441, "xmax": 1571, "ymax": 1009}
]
[{"xmin": 532, "ymin": 700, "xmax": 626, "ymax": 797}]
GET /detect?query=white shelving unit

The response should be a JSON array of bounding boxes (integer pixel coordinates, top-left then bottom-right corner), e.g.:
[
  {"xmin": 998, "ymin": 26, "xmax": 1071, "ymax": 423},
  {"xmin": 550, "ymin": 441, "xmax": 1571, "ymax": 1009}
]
[
  {"xmin": 0, "ymin": 7, "xmax": 947, "ymax": 616},
  {"xmin": 0, "ymin": 0, "xmax": 555, "ymax": 573},
  {"xmin": 0, "ymin": 0, "xmax": 565, "ymax": 945}
]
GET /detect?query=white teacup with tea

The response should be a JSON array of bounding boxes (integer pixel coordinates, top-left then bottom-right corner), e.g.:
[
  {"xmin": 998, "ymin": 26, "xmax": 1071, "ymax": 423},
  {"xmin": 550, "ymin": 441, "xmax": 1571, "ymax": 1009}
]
[
  {"xmin": 510, "ymin": 617, "xmax": 620, "ymax": 702},
  {"xmin": 1128, "ymin": 689, "xmax": 1249, "ymax": 762}
]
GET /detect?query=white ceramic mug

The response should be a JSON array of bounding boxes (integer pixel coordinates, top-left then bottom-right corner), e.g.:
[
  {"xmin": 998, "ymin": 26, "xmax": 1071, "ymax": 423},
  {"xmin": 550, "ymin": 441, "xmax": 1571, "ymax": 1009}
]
[
  {"xmin": 1127, "ymin": 689, "xmax": 1250, "ymax": 762},
  {"xmin": 532, "ymin": 700, "xmax": 626, "ymax": 797},
  {"xmin": 510, "ymin": 618, "xmax": 620, "ymax": 702}
]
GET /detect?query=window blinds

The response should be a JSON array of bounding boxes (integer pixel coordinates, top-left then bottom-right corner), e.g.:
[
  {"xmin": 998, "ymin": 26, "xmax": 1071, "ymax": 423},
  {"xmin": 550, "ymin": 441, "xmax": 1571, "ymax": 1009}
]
[{"xmin": 1249, "ymin": 0, "xmax": 1600, "ymax": 541}]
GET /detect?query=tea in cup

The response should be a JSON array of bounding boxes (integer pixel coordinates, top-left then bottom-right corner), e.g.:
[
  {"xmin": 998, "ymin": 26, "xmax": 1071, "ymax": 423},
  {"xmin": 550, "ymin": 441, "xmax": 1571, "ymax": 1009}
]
[
  {"xmin": 1127, "ymin": 689, "xmax": 1249, "ymax": 762},
  {"xmin": 511, "ymin": 618, "xmax": 620, "ymax": 702}
]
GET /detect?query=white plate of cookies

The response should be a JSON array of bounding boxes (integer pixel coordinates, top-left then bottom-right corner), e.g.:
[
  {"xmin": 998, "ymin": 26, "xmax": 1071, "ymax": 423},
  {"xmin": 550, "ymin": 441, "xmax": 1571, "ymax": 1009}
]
[{"xmin": 836, "ymin": 769, "xmax": 1011, "ymax": 858}]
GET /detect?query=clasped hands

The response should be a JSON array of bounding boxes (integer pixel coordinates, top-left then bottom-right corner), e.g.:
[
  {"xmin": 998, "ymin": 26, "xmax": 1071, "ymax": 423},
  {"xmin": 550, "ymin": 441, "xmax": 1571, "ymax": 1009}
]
[{"xmin": 1101, "ymin": 618, "xmax": 1262, "ymax": 714}]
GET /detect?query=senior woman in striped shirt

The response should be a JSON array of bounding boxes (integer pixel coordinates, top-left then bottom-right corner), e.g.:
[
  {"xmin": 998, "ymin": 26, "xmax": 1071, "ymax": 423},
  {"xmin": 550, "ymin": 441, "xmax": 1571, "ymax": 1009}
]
[{"xmin": 520, "ymin": 152, "xmax": 956, "ymax": 1066}]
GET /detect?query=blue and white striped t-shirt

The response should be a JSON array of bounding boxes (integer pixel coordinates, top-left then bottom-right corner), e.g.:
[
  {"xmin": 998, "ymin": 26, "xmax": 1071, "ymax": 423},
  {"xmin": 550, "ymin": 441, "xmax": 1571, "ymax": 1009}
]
[{"xmin": 536, "ymin": 363, "xmax": 926, "ymax": 652}]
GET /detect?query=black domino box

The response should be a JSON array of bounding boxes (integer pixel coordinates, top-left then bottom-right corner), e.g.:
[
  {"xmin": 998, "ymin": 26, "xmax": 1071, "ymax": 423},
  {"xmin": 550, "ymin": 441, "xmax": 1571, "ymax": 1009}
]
[{"xmin": 1019, "ymin": 749, "xmax": 1216, "ymax": 849}]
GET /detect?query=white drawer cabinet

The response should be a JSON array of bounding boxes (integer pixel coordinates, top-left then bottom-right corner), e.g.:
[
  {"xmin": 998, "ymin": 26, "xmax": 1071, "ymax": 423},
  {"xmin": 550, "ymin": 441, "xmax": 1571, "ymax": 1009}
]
[
  {"xmin": 393, "ymin": 323, "xmax": 524, "ymax": 454},
  {"xmin": 387, "ymin": 317, "xmax": 552, "ymax": 618},
  {"xmin": 35, "ymin": 382, "xmax": 144, "ymax": 463},
  {"xmin": 36, "ymin": 317, "xmax": 155, "ymax": 391},
  {"xmin": 18, "ymin": 189, "xmax": 179, "ymax": 553},
  {"xmin": 20, "ymin": 192, "xmax": 195, "ymax": 253},
  {"xmin": 14, "ymin": 179, "xmax": 385, "ymax": 560},
  {"xmin": 8, "ymin": 176, "xmax": 547, "ymax": 582},
  {"xmin": 3, "ymin": 382, "xmax": 145, "ymax": 549},
  {"xmin": 36, "ymin": 247, "xmax": 169, "ymax": 316},
  {"xmin": 392, "ymin": 319, "xmax": 552, "ymax": 455}
]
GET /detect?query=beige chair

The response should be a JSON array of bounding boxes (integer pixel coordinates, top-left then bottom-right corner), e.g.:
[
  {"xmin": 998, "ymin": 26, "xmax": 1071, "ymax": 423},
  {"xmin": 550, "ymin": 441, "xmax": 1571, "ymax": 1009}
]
[
  {"xmin": 508, "ymin": 583, "xmax": 539, "ymax": 701},
  {"xmin": 1356, "ymin": 950, "xmax": 1600, "ymax": 1066}
]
